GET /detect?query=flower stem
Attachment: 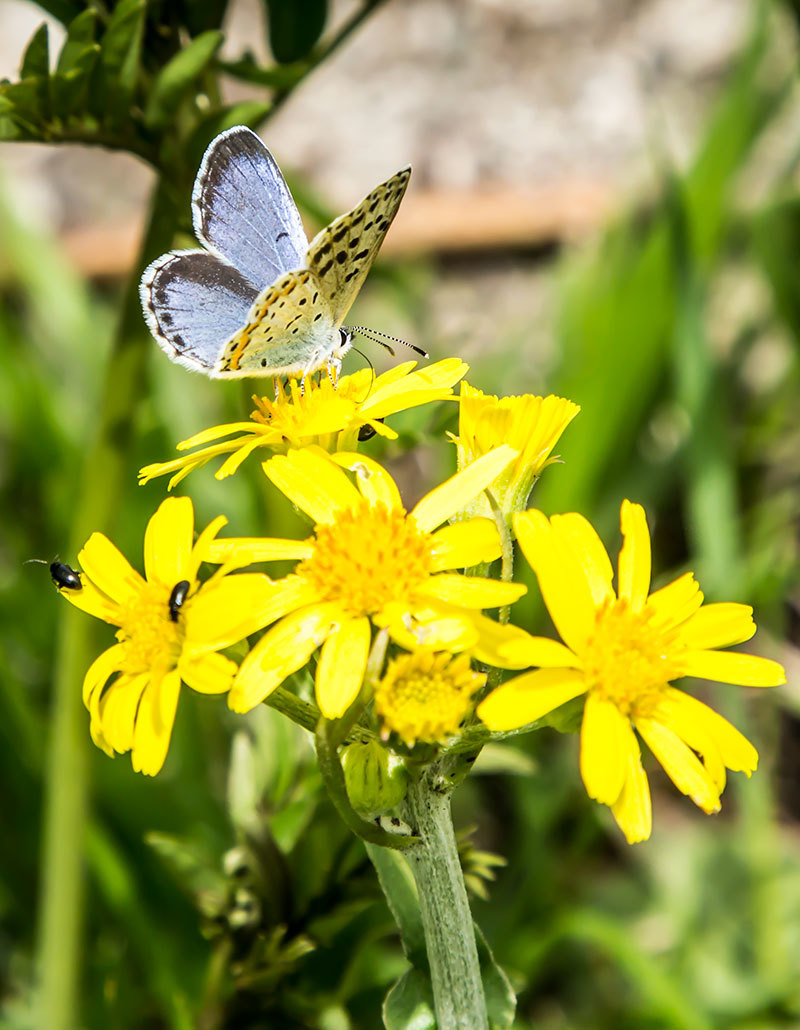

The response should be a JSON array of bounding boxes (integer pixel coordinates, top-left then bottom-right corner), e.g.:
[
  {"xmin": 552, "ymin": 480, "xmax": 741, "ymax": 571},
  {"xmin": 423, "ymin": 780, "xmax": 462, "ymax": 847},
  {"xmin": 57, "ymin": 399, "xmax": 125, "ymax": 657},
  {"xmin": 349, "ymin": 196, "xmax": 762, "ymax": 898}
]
[
  {"xmin": 36, "ymin": 179, "xmax": 179, "ymax": 1030},
  {"xmin": 402, "ymin": 765, "xmax": 488, "ymax": 1030}
]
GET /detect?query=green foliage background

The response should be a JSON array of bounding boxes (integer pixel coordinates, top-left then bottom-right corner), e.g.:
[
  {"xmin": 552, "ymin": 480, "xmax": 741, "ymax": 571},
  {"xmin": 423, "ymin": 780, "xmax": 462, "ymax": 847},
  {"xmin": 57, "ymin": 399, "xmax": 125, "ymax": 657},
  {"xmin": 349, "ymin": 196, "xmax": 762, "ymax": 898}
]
[{"xmin": 0, "ymin": 1, "xmax": 798, "ymax": 1027}]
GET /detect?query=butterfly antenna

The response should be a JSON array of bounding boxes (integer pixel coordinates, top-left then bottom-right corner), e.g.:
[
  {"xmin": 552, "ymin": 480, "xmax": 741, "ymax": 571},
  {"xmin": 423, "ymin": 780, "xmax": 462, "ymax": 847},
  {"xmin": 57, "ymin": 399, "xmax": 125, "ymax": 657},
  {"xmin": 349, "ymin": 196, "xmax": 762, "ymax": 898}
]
[
  {"xmin": 345, "ymin": 326, "xmax": 428, "ymax": 359},
  {"xmin": 24, "ymin": 558, "xmax": 48, "ymax": 566}
]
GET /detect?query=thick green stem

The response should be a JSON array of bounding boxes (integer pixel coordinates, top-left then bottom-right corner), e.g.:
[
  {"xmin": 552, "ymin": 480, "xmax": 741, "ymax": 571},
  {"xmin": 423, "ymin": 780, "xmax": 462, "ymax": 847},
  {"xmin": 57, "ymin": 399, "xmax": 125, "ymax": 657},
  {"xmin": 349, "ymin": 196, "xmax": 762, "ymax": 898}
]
[
  {"xmin": 36, "ymin": 179, "xmax": 179, "ymax": 1030},
  {"xmin": 403, "ymin": 768, "xmax": 487, "ymax": 1030}
]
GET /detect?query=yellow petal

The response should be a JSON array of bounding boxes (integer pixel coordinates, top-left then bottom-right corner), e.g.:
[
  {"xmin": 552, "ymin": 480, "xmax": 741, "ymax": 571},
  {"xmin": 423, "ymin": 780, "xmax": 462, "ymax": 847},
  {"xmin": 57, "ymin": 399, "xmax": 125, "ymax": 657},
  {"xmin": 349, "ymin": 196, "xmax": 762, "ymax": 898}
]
[
  {"xmin": 497, "ymin": 633, "xmax": 582, "ymax": 670},
  {"xmin": 550, "ymin": 512, "xmax": 614, "ymax": 607},
  {"xmin": 185, "ymin": 574, "xmax": 310, "ymax": 654},
  {"xmin": 78, "ymin": 533, "xmax": 144, "ymax": 605},
  {"xmin": 229, "ymin": 603, "xmax": 341, "ymax": 712},
  {"xmin": 410, "ymin": 445, "xmax": 518, "ymax": 533},
  {"xmin": 362, "ymin": 358, "xmax": 468, "ymax": 417},
  {"xmin": 143, "ymin": 496, "xmax": 194, "ymax": 585},
  {"xmin": 131, "ymin": 669, "xmax": 181, "ymax": 777},
  {"xmin": 429, "ymin": 518, "xmax": 501, "ymax": 571},
  {"xmin": 513, "ymin": 509, "xmax": 597, "ymax": 654},
  {"xmin": 332, "ymin": 452, "xmax": 402, "ymax": 510},
  {"xmin": 100, "ymin": 673, "xmax": 148, "ymax": 754},
  {"xmin": 177, "ymin": 421, "xmax": 264, "ymax": 449},
  {"xmin": 416, "ymin": 573, "xmax": 526, "ymax": 609},
  {"xmin": 679, "ymin": 649, "xmax": 786, "ymax": 687},
  {"xmin": 647, "ymin": 572, "xmax": 703, "ymax": 629},
  {"xmin": 477, "ymin": 668, "xmax": 586, "ymax": 731},
  {"xmin": 658, "ymin": 686, "xmax": 757, "ymax": 776},
  {"xmin": 204, "ymin": 537, "xmax": 313, "ymax": 565},
  {"xmin": 62, "ymin": 579, "xmax": 121, "ymax": 624},
  {"xmin": 676, "ymin": 603, "xmax": 756, "ymax": 650},
  {"xmin": 179, "ymin": 652, "xmax": 238, "ymax": 694},
  {"xmin": 635, "ymin": 716, "xmax": 720, "ymax": 813},
  {"xmin": 617, "ymin": 500, "xmax": 650, "ymax": 612},
  {"xmin": 263, "ymin": 448, "xmax": 361, "ymax": 524},
  {"xmin": 216, "ymin": 435, "xmax": 269, "ymax": 479},
  {"xmin": 580, "ymin": 693, "xmax": 629, "ymax": 805},
  {"xmin": 451, "ymin": 612, "xmax": 535, "ymax": 668},
  {"xmin": 611, "ymin": 726, "xmax": 652, "ymax": 844},
  {"xmin": 82, "ymin": 643, "xmax": 125, "ymax": 706},
  {"xmin": 316, "ymin": 616, "xmax": 371, "ymax": 718},
  {"xmin": 187, "ymin": 515, "xmax": 228, "ymax": 579},
  {"xmin": 382, "ymin": 602, "xmax": 479, "ymax": 653}
]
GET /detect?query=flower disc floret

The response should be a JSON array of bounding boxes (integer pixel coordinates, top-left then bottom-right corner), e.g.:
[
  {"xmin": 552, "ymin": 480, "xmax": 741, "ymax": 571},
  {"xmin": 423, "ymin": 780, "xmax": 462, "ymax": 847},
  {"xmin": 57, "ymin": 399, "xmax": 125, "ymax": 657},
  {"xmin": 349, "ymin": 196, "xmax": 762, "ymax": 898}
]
[
  {"xmin": 478, "ymin": 500, "xmax": 786, "ymax": 844},
  {"xmin": 203, "ymin": 446, "xmax": 526, "ymax": 720},
  {"xmin": 60, "ymin": 497, "xmax": 280, "ymax": 776},
  {"xmin": 298, "ymin": 501, "xmax": 431, "ymax": 617},
  {"xmin": 582, "ymin": 599, "xmax": 681, "ymax": 717},
  {"xmin": 375, "ymin": 651, "xmax": 486, "ymax": 746},
  {"xmin": 117, "ymin": 581, "xmax": 185, "ymax": 674}
]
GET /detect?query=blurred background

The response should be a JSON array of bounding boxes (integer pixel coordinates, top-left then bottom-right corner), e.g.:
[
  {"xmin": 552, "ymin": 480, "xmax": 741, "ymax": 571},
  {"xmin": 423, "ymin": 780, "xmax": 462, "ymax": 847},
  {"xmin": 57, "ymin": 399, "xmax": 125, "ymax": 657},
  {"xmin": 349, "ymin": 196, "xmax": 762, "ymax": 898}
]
[{"xmin": 0, "ymin": 0, "xmax": 799, "ymax": 1027}]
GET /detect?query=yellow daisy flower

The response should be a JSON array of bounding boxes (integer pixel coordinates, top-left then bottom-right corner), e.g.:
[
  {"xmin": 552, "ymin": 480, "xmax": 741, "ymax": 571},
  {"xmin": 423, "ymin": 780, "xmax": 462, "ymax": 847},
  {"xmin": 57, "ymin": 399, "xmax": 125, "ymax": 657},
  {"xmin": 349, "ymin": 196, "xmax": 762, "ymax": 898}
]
[
  {"xmin": 61, "ymin": 497, "xmax": 280, "ymax": 776},
  {"xmin": 477, "ymin": 500, "xmax": 786, "ymax": 843},
  {"xmin": 374, "ymin": 651, "xmax": 486, "ymax": 747},
  {"xmin": 203, "ymin": 446, "xmax": 526, "ymax": 719},
  {"xmin": 451, "ymin": 382, "xmax": 580, "ymax": 522},
  {"xmin": 139, "ymin": 359, "xmax": 467, "ymax": 489}
]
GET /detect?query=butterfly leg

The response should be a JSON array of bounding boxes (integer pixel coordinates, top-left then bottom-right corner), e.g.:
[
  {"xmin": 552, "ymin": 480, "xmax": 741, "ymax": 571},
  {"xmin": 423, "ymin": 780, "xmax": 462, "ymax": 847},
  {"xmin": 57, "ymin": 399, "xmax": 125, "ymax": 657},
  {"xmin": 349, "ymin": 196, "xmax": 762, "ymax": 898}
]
[{"xmin": 299, "ymin": 349, "xmax": 324, "ymax": 396}]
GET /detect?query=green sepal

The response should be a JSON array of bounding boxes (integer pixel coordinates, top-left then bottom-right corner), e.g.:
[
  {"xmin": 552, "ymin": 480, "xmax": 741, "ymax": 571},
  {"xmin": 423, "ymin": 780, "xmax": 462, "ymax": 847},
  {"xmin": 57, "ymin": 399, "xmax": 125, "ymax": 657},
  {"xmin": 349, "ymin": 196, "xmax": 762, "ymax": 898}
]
[
  {"xmin": 0, "ymin": 80, "xmax": 44, "ymax": 125},
  {"xmin": 143, "ymin": 30, "xmax": 223, "ymax": 129},
  {"xmin": 265, "ymin": 0, "xmax": 327, "ymax": 64}
]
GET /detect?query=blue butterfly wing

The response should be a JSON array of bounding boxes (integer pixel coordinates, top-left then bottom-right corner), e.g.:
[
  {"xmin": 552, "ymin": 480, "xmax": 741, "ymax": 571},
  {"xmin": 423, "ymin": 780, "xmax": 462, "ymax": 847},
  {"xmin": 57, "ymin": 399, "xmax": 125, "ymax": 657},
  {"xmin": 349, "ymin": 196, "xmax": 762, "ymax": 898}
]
[
  {"xmin": 192, "ymin": 126, "xmax": 308, "ymax": 289},
  {"xmin": 140, "ymin": 250, "xmax": 258, "ymax": 374}
]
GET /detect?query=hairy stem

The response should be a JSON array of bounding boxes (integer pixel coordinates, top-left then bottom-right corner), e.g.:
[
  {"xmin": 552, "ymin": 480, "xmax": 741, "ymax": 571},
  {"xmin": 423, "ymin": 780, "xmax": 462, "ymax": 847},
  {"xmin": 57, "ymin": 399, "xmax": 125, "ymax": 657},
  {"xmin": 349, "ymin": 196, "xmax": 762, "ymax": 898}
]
[{"xmin": 403, "ymin": 767, "xmax": 488, "ymax": 1030}]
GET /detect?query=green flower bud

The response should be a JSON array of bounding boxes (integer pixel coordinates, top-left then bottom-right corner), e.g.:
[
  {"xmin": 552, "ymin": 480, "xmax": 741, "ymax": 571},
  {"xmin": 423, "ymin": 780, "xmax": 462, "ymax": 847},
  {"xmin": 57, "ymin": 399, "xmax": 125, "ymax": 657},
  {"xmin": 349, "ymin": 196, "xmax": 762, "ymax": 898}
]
[{"xmin": 342, "ymin": 740, "xmax": 409, "ymax": 816}]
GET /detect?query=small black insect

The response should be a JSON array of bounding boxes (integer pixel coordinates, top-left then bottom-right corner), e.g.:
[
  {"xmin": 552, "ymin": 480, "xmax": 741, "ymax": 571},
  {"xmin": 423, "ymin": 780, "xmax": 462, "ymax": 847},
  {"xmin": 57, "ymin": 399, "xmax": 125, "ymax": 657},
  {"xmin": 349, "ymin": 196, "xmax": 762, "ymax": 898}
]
[
  {"xmin": 26, "ymin": 558, "xmax": 82, "ymax": 590},
  {"xmin": 168, "ymin": 580, "xmax": 191, "ymax": 622},
  {"xmin": 358, "ymin": 418, "xmax": 385, "ymax": 442}
]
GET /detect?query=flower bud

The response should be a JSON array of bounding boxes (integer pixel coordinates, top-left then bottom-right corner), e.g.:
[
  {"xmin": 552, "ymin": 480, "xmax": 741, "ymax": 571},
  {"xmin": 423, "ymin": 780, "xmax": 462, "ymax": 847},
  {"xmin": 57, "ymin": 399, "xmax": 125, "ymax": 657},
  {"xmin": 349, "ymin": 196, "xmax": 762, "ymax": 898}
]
[{"xmin": 342, "ymin": 740, "xmax": 409, "ymax": 816}]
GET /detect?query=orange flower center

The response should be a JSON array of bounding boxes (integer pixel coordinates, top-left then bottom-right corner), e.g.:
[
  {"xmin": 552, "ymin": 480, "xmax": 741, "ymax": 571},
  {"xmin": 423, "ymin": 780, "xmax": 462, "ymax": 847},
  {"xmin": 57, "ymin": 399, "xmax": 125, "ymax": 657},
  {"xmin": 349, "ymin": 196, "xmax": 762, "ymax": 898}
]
[
  {"xmin": 582, "ymin": 598, "xmax": 680, "ymax": 717},
  {"xmin": 116, "ymin": 581, "xmax": 185, "ymax": 675},
  {"xmin": 297, "ymin": 501, "xmax": 431, "ymax": 618}
]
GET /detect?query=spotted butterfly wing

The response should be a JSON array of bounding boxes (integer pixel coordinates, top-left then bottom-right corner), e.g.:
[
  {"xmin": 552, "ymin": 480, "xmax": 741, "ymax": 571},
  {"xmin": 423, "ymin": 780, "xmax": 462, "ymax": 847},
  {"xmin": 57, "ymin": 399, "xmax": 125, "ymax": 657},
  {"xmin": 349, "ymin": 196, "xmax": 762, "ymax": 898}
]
[
  {"xmin": 306, "ymin": 166, "xmax": 411, "ymax": 324},
  {"xmin": 140, "ymin": 126, "xmax": 409, "ymax": 378}
]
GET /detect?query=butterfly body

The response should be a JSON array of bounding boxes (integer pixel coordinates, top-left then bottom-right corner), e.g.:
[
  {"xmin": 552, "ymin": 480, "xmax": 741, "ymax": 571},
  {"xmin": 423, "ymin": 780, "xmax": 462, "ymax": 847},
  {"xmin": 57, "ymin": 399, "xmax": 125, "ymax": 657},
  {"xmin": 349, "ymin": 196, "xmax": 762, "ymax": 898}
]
[{"xmin": 140, "ymin": 127, "xmax": 410, "ymax": 379}]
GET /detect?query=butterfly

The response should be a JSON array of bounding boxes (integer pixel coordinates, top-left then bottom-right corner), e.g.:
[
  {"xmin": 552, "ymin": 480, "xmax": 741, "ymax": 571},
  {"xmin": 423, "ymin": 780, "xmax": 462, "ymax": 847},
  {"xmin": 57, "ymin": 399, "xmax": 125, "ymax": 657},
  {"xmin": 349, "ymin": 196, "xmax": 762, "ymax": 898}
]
[{"xmin": 140, "ymin": 126, "xmax": 411, "ymax": 379}]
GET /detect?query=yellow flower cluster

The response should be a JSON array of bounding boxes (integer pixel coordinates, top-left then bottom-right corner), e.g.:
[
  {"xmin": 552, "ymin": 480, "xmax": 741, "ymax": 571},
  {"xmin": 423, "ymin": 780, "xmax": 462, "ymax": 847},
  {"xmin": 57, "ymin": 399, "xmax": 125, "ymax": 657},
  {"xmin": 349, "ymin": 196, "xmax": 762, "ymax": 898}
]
[{"xmin": 59, "ymin": 361, "xmax": 785, "ymax": 843}]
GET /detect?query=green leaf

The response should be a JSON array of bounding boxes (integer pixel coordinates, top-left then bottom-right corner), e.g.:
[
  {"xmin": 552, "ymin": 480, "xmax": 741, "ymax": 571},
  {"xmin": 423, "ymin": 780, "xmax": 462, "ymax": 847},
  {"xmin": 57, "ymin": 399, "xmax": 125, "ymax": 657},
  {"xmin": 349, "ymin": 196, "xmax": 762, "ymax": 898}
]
[
  {"xmin": 365, "ymin": 844, "xmax": 427, "ymax": 968},
  {"xmin": 383, "ymin": 968, "xmax": 436, "ymax": 1030},
  {"xmin": 143, "ymin": 30, "xmax": 223, "ymax": 129},
  {"xmin": 0, "ymin": 80, "xmax": 44, "ymax": 123},
  {"xmin": 475, "ymin": 924, "xmax": 516, "ymax": 1029},
  {"xmin": 265, "ymin": 0, "xmax": 328, "ymax": 64},
  {"xmin": 0, "ymin": 114, "xmax": 24, "ymax": 140},
  {"xmin": 51, "ymin": 44, "xmax": 100, "ymax": 119},
  {"xmin": 21, "ymin": 23, "xmax": 50, "ymax": 80},
  {"xmin": 471, "ymin": 743, "xmax": 538, "ymax": 776},
  {"xmin": 753, "ymin": 197, "xmax": 800, "ymax": 346},
  {"xmin": 55, "ymin": 9, "xmax": 97, "ymax": 75},
  {"xmin": 221, "ymin": 53, "xmax": 297, "ymax": 90},
  {"xmin": 100, "ymin": 0, "xmax": 146, "ymax": 116}
]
